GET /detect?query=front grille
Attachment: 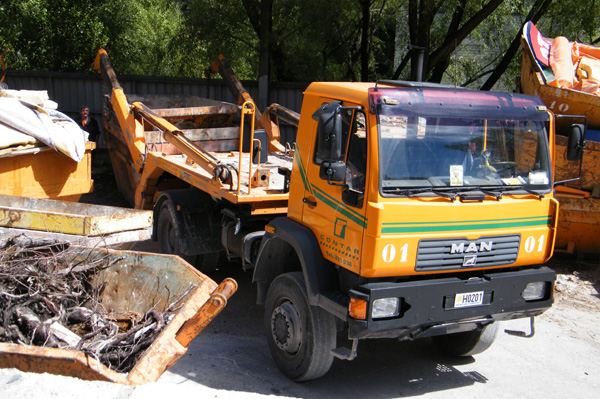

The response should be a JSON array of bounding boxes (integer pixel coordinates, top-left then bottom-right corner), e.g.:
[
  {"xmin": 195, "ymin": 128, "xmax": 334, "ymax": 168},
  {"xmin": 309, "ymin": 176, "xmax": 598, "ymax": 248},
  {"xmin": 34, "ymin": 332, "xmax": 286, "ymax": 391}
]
[{"xmin": 415, "ymin": 234, "xmax": 520, "ymax": 271}]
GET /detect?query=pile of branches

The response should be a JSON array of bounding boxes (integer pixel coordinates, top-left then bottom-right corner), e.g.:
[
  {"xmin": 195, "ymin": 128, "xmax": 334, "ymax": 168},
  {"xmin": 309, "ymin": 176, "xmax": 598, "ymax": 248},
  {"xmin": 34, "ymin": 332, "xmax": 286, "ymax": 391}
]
[{"xmin": 0, "ymin": 235, "xmax": 187, "ymax": 373}]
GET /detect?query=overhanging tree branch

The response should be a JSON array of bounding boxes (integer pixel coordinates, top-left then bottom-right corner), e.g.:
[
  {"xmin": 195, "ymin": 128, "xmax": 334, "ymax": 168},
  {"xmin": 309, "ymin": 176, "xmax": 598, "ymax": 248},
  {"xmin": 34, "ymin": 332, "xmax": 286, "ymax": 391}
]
[
  {"xmin": 429, "ymin": 0, "xmax": 467, "ymax": 82},
  {"xmin": 479, "ymin": 0, "xmax": 553, "ymax": 91},
  {"xmin": 428, "ymin": 0, "xmax": 504, "ymax": 70},
  {"xmin": 392, "ymin": 51, "xmax": 411, "ymax": 79}
]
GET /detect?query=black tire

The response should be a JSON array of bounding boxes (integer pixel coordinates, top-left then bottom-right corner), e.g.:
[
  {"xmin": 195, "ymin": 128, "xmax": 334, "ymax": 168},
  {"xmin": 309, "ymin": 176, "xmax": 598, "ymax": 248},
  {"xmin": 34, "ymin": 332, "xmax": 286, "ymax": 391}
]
[
  {"xmin": 156, "ymin": 201, "xmax": 223, "ymax": 272},
  {"xmin": 156, "ymin": 201, "xmax": 197, "ymax": 265},
  {"xmin": 432, "ymin": 322, "xmax": 499, "ymax": 357},
  {"xmin": 197, "ymin": 250, "xmax": 222, "ymax": 273},
  {"xmin": 265, "ymin": 272, "xmax": 336, "ymax": 381}
]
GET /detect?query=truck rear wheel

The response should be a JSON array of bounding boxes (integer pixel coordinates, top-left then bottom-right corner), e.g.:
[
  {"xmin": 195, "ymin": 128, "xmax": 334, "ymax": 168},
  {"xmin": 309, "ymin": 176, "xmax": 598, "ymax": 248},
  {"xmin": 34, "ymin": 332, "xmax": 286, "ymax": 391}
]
[
  {"xmin": 265, "ymin": 272, "xmax": 336, "ymax": 381},
  {"xmin": 432, "ymin": 322, "xmax": 499, "ymax": 357},
  {"xmin": 157, "ymin": 200, "xmax": 221, "ymax": 271},
  {"xmin": 157, "ymin": 200, "xmax": 196, "ymax": 263}
]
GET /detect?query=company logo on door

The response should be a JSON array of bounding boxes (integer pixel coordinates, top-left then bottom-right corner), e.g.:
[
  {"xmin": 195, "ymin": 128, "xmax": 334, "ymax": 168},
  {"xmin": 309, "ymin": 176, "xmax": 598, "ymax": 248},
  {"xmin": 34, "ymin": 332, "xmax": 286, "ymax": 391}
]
[
  {"xmin": 319, "ymin": 218, "xmax": 360, "ymax": 268},
  {"xmin": 334, "ymin": 218, "xmax": 347, "ymax": 239}
]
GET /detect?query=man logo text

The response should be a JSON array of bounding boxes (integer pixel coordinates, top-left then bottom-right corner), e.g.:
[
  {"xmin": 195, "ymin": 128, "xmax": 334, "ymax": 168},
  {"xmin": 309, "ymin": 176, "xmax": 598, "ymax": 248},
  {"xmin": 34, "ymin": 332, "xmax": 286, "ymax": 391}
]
[{"xmin": 451, "ymin": 241, "xmax": 493, "ymax": 254}]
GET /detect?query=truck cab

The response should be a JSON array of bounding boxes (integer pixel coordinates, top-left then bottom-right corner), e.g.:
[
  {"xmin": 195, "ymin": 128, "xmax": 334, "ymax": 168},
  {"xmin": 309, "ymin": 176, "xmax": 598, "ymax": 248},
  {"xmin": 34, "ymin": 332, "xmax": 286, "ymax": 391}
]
[{"xmin": 255, "ymin": 81, "xmax": 558, "ymax": 381}]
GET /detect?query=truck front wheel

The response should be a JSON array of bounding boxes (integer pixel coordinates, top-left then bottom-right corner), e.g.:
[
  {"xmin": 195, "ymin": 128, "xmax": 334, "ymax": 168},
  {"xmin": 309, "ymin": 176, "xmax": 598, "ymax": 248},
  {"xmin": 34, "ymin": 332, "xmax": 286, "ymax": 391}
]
[
  {"xmin": 265, "ymin": 272, "xmax": 336, "ymax": 381},
  {"xmin": 432, "ymin": 322, "xmax": 499, "ymax": 357}
]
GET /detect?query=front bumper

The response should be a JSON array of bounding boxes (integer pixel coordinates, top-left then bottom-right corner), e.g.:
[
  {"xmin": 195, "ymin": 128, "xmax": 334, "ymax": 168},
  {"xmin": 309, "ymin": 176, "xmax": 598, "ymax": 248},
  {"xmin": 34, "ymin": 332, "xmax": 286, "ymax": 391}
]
[{"xmin": 347, "ymin": 267, "xmax": 555, "ymax": 339}]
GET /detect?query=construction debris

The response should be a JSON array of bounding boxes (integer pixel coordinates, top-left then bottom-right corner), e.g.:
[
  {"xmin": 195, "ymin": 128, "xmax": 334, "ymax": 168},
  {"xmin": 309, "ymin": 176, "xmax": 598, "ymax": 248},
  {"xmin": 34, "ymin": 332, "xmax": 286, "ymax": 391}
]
[{"xmin": 0, "ymin": 235, "xmax": 189, "ymax": 374}]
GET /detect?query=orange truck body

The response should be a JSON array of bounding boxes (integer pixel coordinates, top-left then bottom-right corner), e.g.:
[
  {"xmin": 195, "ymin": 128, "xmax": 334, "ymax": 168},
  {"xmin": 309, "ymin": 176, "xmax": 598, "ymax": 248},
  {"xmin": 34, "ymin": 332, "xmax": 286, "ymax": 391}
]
[{"xmin": 95, "ymin": 49, "xmax": 559, "ymax": 381}]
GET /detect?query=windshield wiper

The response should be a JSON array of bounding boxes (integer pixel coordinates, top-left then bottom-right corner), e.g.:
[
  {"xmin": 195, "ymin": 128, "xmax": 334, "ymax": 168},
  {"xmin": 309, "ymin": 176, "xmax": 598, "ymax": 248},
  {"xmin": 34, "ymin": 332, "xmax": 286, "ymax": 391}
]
[
  {"xmin": 478, "ymin": 186, "xmax": 504, "ymax": 200},
  {"xmin": 382, "ymin": 186, "xmax": 460, "ymax": 200},
  {"xmin": 478, "ymin": 185, "xmax": 546, "ymax": 199},
  {"xmin": 383, "ymin": 184, "xmax": 546, "ymax": 200}
]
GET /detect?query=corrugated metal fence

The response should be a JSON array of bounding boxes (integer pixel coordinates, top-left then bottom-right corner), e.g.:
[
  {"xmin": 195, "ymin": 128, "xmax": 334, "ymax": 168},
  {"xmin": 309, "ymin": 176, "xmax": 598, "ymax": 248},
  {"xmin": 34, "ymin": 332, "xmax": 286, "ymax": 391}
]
[{"xmin": 3, "ymin": 70, "xmax": 308, "ymax": 146}]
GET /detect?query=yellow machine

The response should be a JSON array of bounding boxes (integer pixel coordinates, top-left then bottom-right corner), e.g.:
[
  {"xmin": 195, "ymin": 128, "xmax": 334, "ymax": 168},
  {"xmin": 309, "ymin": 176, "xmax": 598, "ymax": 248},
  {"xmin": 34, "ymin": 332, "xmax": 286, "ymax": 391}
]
[{"xmin": 95, "ymin": 50, "xmax": 582, "ymax": 381}]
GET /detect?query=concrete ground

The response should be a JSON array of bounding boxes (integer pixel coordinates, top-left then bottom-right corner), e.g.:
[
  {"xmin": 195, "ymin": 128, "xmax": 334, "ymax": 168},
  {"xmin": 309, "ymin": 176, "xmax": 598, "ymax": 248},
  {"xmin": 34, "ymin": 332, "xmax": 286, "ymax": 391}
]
[{"xmin": 1, "ymin": 244, "xmax": 598, "ymax": 399}]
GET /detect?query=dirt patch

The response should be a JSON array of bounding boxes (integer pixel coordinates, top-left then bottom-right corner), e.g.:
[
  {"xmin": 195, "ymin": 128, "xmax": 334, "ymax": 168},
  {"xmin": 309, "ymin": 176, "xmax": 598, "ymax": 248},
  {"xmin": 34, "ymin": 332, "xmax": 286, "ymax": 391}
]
[{"xmin": 545, "ymin": 254, "xmax": 600, "ymax": 313}]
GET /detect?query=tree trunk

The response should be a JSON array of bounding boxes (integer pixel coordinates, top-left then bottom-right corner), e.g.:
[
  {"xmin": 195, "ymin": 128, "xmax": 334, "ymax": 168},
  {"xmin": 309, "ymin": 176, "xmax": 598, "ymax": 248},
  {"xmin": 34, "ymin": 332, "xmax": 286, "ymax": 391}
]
[
  {"xmin": 258, "ymin": 0, "xmax": 272, "ymax": 108},
  {"xmin": 360, "ymin": 0, "xmax": 371, "ymax": 81}
]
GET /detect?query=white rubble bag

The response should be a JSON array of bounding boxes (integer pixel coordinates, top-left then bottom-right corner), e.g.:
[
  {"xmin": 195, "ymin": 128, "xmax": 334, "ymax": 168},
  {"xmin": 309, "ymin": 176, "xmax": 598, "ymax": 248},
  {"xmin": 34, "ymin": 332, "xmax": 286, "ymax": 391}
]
[{"xmin": 0, "ymin": 90, "xmax": 87, "ymax": 162}]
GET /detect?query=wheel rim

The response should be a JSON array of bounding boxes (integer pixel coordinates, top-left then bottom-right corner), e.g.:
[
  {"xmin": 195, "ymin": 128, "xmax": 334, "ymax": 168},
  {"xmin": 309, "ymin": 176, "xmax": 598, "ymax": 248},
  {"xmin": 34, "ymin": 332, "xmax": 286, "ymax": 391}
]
[
  {"xmin": 271, "ymin": 300, "xmax": 302, "ymax": 354},
  {"xmin": 160, "ymin": 218, "xmax": 176, "ymax": 254}
]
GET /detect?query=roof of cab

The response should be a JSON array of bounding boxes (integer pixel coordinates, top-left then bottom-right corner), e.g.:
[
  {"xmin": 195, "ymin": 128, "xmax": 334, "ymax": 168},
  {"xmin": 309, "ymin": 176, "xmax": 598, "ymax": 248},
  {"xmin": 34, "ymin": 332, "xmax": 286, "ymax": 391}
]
[{"xmin": 304, "ymin": 82, "xmax": 376, "ymax": 105}]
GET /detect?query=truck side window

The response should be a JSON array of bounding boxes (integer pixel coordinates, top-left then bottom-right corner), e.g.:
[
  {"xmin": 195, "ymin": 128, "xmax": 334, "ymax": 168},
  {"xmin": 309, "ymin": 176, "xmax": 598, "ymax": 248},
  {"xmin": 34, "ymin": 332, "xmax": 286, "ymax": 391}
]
[{"xmin": 346, "ymin": 112, "xmax": 367, "ymax": 195}]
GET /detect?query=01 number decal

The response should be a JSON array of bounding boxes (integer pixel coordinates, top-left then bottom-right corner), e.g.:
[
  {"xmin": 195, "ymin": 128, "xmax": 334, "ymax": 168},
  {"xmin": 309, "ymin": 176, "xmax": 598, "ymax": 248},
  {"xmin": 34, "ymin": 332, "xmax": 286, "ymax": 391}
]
[
  {"xmin": 524, "ymin": 235, "xmax": 545, "ymax": 253},
  {"xmin": 382, "ymin": 243, "xmax": 409, "ymax": 263}
]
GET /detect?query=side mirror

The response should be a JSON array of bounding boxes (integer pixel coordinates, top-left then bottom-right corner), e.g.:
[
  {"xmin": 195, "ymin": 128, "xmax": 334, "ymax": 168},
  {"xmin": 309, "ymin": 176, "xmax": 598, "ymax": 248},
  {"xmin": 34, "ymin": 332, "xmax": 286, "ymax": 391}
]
[
  {"xmin": 555, "ymin": 122, "xmax": 586, "ymax": 186},
  {"xmin": 313, "ymin": 101, "xmax": 343, "ymax": 161},
  {"xmin": 320, "ymin": 161, "xmax": 346, "ymax": 183},
  {"xmin": 566, "ymin": 123, "xmax": 585, "ymax": 161}
]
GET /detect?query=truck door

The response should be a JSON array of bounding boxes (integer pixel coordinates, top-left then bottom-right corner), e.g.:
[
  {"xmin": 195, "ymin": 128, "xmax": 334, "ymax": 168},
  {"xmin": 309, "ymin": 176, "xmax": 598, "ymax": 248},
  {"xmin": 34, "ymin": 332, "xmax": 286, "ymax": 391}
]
[{"xmin": 302, "ymin": 104, "xmax": 368, "ymax": 273}]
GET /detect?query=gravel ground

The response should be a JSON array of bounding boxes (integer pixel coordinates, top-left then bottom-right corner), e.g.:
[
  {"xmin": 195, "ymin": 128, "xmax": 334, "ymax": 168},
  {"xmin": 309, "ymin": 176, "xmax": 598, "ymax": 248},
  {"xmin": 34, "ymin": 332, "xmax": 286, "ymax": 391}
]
[
  {"xmin": 1, "ymin": 253, "xmax": 598, "ymax": 399},
  {"xmin": 551, "ymin": 256, "xmax": 600, "ymax": 313}
]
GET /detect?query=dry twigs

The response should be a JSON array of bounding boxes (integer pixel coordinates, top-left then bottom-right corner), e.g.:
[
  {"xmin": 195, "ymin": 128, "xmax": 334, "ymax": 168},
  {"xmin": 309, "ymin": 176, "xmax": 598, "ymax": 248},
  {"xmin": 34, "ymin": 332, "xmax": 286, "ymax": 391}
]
[{"xmin": 0, "ymin": 234, "xmax": 184, "ymax": 373}]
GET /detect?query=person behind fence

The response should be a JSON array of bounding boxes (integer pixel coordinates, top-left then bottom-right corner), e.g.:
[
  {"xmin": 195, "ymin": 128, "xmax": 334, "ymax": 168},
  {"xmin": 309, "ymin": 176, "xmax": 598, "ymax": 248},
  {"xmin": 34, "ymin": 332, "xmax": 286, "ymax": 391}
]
[{"xmin": 75, "ymin": 105, "xmax": 100, "ymax": 143}]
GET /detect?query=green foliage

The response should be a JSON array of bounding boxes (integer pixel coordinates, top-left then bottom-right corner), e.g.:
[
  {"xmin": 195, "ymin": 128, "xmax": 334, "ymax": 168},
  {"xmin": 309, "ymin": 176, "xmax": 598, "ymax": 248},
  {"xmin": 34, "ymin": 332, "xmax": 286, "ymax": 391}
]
[
  {"xmin": 442, "ymin": 0, "xmax": 600, "ymax": 90},
  {"xmin": 99, "ymin": 0, "xmax": 199, "ymax": 77},
  {"xmin": 0, "ymin": 0, "xmax": 107, "ymax": 71},
  {"xmin": 183, "ymin": 0, "xmax": 258, "ymax": 79},
  {"xmin": 270, "ymin": 0, "xmax": 359, "ymax": 81},
  {"xmin": 541, "ymin": 0, "xmax": 600, "ymax": 44},
  {"xmin": 183, "ymin": 0, "xmax": 403, "ymax": 82},
  {"xmin": 0, "ymin": 0, "xmax": 200, "ymax": 76},
  {"xmin": 3, "ymin": 0, "xmax": 600, "ymax": 89},
  {"xmin": 443, "ymin": 0, "xmax": 526, "ymax": 90}
]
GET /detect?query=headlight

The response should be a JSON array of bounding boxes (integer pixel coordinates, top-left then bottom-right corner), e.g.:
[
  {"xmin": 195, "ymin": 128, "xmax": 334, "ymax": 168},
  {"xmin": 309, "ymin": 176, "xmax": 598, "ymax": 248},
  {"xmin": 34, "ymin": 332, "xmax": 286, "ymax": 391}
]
[
  {"xmin": 522, "ymin": 281, "xmax": 547, "ymax": 301},
  {"xmin": 372, "ymin": 297, "xmax": 400, "ymax": 319}
]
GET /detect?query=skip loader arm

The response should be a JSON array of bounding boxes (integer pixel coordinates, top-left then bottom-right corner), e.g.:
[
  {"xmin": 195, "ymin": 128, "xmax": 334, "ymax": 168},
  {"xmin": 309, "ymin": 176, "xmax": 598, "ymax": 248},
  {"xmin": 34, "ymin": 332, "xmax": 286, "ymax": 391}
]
[
  {"xmin": 94, "ymin": 49, "xmax": 146, "ymax": 173},
  {"xmin": 206, "ymin": 55, "xmax": 294, "ymax": 153},
  {"xmin": 206, "ymin": 55, "xmax": 260, "ymax": 118},
  {"xmin": 93, "ymin": 49, "xmax": 232, "ymax": 185},
  {"xmin": 133, "ymin": 103, "xmax": 233, "ymax": 185}
]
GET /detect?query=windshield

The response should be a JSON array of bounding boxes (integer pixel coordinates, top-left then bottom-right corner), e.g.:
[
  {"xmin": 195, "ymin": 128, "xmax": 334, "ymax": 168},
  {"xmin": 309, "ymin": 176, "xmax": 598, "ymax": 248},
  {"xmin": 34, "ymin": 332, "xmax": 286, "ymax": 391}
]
[{"xmin": 371, "ymin": 87, "xmax": 552, "ymax": 197}]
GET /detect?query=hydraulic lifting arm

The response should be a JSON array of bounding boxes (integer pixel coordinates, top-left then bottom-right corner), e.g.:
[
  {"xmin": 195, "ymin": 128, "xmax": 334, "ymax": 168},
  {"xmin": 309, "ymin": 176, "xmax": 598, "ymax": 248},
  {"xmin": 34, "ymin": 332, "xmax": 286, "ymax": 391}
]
[
  {"xmin": 93, "ymin": 49, "xmax": 232, "ymax": 185},
  {"xmin": 94, "ymin": 49, "xmax": 147, "ymax": 172},
  {"xmin": 206, "ymin": 55, "xmax": 300, "ymax": 153},
  {"xmin": 133, "ymin": 103, "xmax": 233, "ymax": 185}
]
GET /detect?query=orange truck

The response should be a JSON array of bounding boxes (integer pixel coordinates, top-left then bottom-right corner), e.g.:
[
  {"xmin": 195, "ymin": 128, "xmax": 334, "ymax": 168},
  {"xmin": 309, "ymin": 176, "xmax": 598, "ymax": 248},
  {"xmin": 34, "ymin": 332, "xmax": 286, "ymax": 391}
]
[{"xmin": 95, "ymin": 49, "xmax": 581, "ymax": 381}]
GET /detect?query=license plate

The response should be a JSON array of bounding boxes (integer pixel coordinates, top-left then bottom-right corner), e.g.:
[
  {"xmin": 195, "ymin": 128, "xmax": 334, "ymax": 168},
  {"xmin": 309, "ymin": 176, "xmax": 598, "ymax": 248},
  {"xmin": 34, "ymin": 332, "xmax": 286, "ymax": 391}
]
[{"xmin": 454, "ymin": 291, "xmax": 484, "ymax": 308}]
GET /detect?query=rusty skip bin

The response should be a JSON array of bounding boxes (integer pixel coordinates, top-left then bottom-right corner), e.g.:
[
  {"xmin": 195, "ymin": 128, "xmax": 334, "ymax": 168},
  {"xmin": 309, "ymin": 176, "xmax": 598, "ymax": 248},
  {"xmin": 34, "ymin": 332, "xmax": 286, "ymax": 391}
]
[
  {"xmin": 0, "ymin": 194, "xmax": 153, "ymax": 247},
  {"xmin": 0, "ymin": 246, "xmax": 237, "ymax": 385}
]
